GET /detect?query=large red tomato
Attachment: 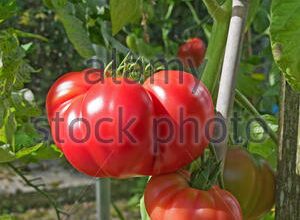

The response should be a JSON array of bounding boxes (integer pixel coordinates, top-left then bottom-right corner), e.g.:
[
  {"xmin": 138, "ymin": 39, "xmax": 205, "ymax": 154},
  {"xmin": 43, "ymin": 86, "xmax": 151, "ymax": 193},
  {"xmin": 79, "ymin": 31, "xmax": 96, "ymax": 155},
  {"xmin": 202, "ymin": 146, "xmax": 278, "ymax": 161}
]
[
  {"xmin": 144, "ymin": 172, "xmax": 242, "ymax": 220},
  {"xmin": 224, "ymin": 147, "xmax": 275, "ymax": 220},
  {"xmin": 178, "ymin": 38, "xmax": 206, "ymax": 68},
  {"xmin": 46, "ymin": 69, "xmax": 214, "ymax": 178}
]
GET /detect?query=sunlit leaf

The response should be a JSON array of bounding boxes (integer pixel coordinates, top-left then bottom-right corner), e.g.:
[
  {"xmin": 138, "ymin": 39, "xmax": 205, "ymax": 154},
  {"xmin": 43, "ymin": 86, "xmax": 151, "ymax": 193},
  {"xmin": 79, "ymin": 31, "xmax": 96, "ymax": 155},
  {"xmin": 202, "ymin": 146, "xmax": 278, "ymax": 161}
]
[
  {"xmin": 140, "ymin": 196, "xmax": 151, "ymax": 220},
  {"xmin": 110, "ymin": 0, "xmax": 143, "ymax": 35},
  {"xmin": 270, "ymin": 0, "xmax": 300, "ymax": 92}
]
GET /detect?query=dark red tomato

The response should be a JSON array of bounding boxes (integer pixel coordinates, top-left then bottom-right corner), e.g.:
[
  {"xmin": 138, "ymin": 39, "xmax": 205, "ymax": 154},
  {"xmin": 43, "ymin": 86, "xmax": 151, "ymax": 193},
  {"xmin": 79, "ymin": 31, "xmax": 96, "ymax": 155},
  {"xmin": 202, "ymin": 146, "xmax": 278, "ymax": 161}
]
[
  {"xmin": 224, "ymin": 147, "xmax": 276, "ymax": 220},
  {"xmin": 177, "ymin": 38, "xmax": 206, "ymax": 68},
  {"xmin": 144, "ymin": 172, "xmax": 242, "ymax": 220},
  {"xmin": 46, "ymin": 69, "xmax": 214, "ymax": 178}
]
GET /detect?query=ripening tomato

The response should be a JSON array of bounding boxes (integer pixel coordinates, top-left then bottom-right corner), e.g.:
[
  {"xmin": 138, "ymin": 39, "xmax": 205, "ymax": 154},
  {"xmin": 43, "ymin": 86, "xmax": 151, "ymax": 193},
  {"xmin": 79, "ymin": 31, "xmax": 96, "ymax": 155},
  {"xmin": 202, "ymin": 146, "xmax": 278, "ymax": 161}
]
[
  {"xmin": 224, "ymin": 147, "xmax": 276, "ymax": 220},
  {"xmin": 144, "ymin": 172, "xmax": 242, "ymax": 220},
  {"xmin": 178, "ymin": 38, "xmax": 206, "ymax": 68},
  {"xmin": 46, "ymin": 69, "xmax": 214, "ymax": 178}
]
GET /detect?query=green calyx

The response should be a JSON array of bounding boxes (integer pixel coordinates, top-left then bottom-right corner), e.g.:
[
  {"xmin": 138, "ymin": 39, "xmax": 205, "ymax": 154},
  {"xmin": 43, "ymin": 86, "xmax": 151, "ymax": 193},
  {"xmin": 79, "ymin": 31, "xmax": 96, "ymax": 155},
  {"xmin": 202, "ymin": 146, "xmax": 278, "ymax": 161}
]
[{"xmin": 189, "ymin": 159, "xmax": 222, "ymax": 191}]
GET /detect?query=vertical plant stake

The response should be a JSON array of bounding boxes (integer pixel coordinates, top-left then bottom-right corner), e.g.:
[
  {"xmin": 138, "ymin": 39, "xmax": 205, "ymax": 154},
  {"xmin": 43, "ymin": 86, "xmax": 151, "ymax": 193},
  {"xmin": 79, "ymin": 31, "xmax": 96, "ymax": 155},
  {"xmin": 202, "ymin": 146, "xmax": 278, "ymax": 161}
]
[
  {"xmin": 92, "ymin": 44, "xmax": 111, "ymax": 220},
  {"xmin": 214, "ymin": 0, "xmax": 250, "ymax": 164}
]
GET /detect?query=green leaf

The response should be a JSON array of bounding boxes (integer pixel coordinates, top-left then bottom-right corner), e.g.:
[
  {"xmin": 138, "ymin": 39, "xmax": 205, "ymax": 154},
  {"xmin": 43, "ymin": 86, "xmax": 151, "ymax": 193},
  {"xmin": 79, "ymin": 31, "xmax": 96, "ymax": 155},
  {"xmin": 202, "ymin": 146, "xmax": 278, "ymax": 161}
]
[
  {"xmin": 237, "ymin": 62, "xmax": 264, "ymax": 97},
  {"xmin": 0, "ymin": 30, "xmax": 36, "ymax": 93},
  {"xmin": 248, "ymin": 114, "xmax": 278, "ymax": 169},
  {"xmin": 0, "ymin": 143, "xmax": 44, "ymax": 163},
  {"xmin": 260, "ymin": 210, "xmax": 275, "ymax": 220},
  {"xmin": 21, "ymin": 42, "xmax": 33, "ymax": 52},
  {"xmin": 0, "ymin": 101, "xmax": 5, "ymax": 127},
  {"xmin": 34, "ymin": 144, "xmax": 63, "ymax": 160},
  {"xmin": 136, "ymin": 38, "xmax": 156, "ymax": 59},
  {"xmin": 55, "ymin": 3, "xmax": 95, "ymax": 58},
  {"xmin": 43, "ymin": 0, "xmax": 55, "ymax": 9},
  {"xmin": 140, "ymin": 196, "xmax": 151, "ymax": 220},
  {"xmin": 270, "ymin": 0, "xmax": 300, "ymax": 92},
  {"xmin": 0, "ymin": 144, "xmax": 15, "ymax": 163},
  {"xmin": 11, "ymin": 89, "xmax": 41, "ymax": 118},
  {"xmin": 253, "ymin": 8, "xmax": 269, "ymax": 33},
  {"xmin": 245, "ymin": 0, "xmax": 260, "ymax": 32},
  {"xmin": 51, "ymin": 0, "xmax": 68, "ymax": 8},
  {"xmin": 0, "ymin": 0, "xmax": 18, "ymax": 22},
  {"xmin": 15, "ymin": 129, "xmax": 37, "ymax": 150},
  {"xmin": 86, "ymin": 0, "xmax": 106, "ymax": 8},
  {"xmin": 101, "ymin": 24, "xmax": 132, "ymax": 55},
  {"xmin": 110, "ymin": 0, "xmax": 143, "ymax": 35},
  {"xmin": 0, "ymin": 111, "xmax": 16, "ymax": 149},
  {"xmin": 0, "ymin": 214, "xmax": 17, "ymax": 220},
  {"xmin": 15, "ymin": 143, "xmax": 44, "ymax": 159}
]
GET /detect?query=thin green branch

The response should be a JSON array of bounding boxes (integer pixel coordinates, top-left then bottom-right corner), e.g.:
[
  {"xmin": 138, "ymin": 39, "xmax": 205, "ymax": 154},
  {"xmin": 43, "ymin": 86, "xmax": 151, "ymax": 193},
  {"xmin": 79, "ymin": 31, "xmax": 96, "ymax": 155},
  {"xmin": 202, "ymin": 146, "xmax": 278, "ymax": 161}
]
[
  {"xmin": 200, "ymin": 0, "xmax": 232, "ymax": 93},
  {"xmin": 201, "ymin": 20, "xmax": 230, "ymax": 92},
  {"xmin": 8, "ymin": 163, "xmax": 62, "ymax": 220},
  {"xmin": 235, "ymin": 89, "xmax": 279, "ymax": 144},
  {"xmin": 185, "ymin": 1, "xmax": 201, "ymax": 25},
  {"xmin": 112, "ymin": 201, "xmax": 125, "ymax": 220},
  {"xmin": 165, "ymin": 2, "xmax": 174, "ymax": 20}
]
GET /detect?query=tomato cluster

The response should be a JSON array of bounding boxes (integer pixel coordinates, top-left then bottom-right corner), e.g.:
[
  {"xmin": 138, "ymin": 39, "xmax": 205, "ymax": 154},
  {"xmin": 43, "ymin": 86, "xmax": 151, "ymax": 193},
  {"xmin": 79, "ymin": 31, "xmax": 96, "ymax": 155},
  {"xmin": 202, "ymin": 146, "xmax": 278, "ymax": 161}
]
[
  {"xmin": 47, "ymin": 65, "xmax": 275, "ymax": 220},
  {"xmin": 46, "ymin": 69, "xmax": 214, "ymax": 178}
]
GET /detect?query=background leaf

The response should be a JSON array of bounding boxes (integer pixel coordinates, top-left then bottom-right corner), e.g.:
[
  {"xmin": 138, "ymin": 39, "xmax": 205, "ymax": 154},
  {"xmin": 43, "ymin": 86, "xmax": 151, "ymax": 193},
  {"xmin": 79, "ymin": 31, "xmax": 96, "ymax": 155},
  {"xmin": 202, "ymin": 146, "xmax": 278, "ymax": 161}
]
[
  {"xmin": 248, "ymin": 114, "xmax": 278, "ymax": 169},
  {"xmin": 34, "ymin": 144, "xmax": 63, "ymax": 160},
  {"xmin": 55, "ymin": 3, "xmax": 95, "ymax": 58},
  {"xmin": 253, "ymin": 8, "xmax": 269, "ymax": 33},
  {"xmin": 0, "ymin": 0, "xmax": 18, "ymax": 22},
  {"xmin": 270, "ymin": 0, "xmax": 300, "ymax": 92},
  {"xmin": 110, "ymin": 0, "xmax": 143, "ymax": 35},
  {"xmin": 245, "ymin": 0, "xmax": 260, "ymax": 31},
  {"xmin": 237, "ymin": 62, "xmax": 264, "ymax": 97}
]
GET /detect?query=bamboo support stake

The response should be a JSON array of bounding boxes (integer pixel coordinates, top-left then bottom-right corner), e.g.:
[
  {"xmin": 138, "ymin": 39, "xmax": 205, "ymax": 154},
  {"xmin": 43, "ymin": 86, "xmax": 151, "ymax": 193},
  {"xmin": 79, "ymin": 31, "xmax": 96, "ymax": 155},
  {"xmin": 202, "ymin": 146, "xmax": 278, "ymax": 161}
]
[{"xmin": 214, "ymin": 0, "xmax": 250, "ymax": 164}]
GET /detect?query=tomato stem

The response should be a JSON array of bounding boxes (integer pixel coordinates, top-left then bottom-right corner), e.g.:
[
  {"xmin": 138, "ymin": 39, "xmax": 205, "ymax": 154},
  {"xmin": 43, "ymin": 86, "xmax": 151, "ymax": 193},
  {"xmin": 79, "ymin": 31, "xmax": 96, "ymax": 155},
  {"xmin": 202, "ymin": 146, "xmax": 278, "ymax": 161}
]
[
  {"xmin": 208, "ymin": 143, "xmax": 225, "ymax": 189},
  {"xmin": 201, "ymin": 19, "xmax": 230, "ymax": 92},
  {"xmin": 8, "ymin": 163, "xmax": 64, "ymax": 219},
  {"xmin": 235, "ymin": 89, "xmax": 278, "ymax": 145}
]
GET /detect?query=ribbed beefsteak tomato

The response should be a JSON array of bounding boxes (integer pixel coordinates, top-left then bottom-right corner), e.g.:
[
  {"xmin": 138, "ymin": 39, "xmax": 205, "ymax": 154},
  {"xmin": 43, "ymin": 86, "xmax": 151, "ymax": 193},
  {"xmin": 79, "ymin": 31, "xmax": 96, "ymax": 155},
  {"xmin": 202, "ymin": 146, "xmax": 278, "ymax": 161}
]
[
  {"xmin": 144, "ymin": 172, "xmax": 242, "ymax": 220},
  {"xmin": 224, "ymin": 147, "xmax": 275, "ymax": 220},
  {"xmin": 46, "ymin": 69, "xmax": 214, "ymax": 178}
]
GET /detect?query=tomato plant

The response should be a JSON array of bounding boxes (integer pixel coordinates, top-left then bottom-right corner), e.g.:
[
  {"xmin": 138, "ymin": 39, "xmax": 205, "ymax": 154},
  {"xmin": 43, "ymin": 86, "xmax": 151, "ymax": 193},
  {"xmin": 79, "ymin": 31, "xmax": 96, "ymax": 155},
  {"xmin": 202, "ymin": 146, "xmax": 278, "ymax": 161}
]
[
  {"xmin": 144, "ymin": 171, "xmax": 242, "ymax": 220},
  {"xmin": 177, "ymin": 38, "xmax": 206, "ymax": 68},
  {"xmin": 46, "ymin": 69, "xmax": 214, "ymax": 178},
  {"xmin": 224, "ymin": 147, "xmax": 275, "ymax": 220},
  {"xmin": 2, "ymin": 0, "xmax": 300, "ymax": 219}
]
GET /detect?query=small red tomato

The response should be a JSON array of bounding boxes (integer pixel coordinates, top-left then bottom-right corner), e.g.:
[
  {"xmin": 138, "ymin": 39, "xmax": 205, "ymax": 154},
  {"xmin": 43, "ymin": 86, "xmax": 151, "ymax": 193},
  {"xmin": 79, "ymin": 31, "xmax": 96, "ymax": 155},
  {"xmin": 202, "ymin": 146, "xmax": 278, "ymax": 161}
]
[
  {"xmin": 145, "ymin": 172, "xmax": 243, "ymax": 220},
  {"xmin": 178, "ymin": 38, "xmax": 206, "ymax": 68}
]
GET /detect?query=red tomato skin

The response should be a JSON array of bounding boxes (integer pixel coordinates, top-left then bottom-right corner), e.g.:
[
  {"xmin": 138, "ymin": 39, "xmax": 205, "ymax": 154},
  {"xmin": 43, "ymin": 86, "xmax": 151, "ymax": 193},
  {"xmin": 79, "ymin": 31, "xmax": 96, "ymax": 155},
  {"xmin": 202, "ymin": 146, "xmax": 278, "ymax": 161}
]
[
  {"xmin": 224, "ymin": 147, "xmax": 276, "ymax": 220},
  {"xmin": 177, "ymin": 38, "xmax": 206, "ymax": 68},
  {"xmin": 46, "ymin": 69, "xmax": 214, "ymax": 178},
  {"xmin": 143, "ymin": 70, "xmax": 214, "ymax": 174},
  {"xmin": 144, "ymin": 172, "xmax": 242, "ymax": 220}
]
